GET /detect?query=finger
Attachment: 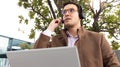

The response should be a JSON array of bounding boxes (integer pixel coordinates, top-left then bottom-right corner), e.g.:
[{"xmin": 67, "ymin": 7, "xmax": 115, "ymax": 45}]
[{"xmin": 55, "ymin": 18, "xmax": 62, "ymax": 23}]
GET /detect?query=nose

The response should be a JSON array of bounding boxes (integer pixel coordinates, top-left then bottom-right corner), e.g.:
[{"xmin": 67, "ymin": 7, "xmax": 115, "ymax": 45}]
[
  {"xmin": 65, "ymin": 11, "xmax": 70, "ymax": 15},
  {"xmin": 66, "ymin": 11, "xmax": 70, "ymax": 14}
]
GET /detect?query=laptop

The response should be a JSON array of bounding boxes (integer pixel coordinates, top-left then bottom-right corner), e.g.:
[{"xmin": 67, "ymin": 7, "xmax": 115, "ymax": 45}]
[{"xmin": 6, "ymin": 46, "xmax": 81, "ymax": 67}]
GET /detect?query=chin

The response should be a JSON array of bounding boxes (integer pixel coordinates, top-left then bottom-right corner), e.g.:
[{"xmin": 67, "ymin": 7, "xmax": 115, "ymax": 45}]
[
  {"xmin": 64, "ymin": 24, "xmax": 73, "ymax": 29},
  {"xmin": 64, "ymin": 21, "xmax": 71, "ymax": 25}
]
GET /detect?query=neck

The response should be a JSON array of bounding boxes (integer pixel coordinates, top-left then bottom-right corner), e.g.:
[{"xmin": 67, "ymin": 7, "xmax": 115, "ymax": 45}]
[
  {"xmin": 65, "ymin": 20, "xmax": 81, "ymax": 36},
  {"xmin": 67, "ymin": 27, "xmax": 79, "ymax": 37}
]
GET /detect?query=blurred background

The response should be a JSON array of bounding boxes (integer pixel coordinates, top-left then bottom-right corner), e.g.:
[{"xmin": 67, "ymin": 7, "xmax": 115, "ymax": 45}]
[{"xmin": 0, "ymin": 0, "xmax": 120, "ymax": 67}]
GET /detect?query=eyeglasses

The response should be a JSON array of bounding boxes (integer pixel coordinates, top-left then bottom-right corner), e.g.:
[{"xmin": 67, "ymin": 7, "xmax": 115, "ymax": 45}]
[{"xmin": 62, "ymin": 8, "xmax": 78, "ymax": 15}]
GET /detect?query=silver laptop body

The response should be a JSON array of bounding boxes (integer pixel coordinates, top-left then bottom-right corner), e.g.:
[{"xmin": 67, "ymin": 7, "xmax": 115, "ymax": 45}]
[{"xmin": 7, "ymin": 46, "xmax": 81, "ymax": 67}]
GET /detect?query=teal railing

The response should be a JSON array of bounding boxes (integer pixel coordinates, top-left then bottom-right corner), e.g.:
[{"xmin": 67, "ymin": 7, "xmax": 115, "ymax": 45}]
[{"xmin": 0, "ymin": 35, "xmax": 33, "ymax": 67}]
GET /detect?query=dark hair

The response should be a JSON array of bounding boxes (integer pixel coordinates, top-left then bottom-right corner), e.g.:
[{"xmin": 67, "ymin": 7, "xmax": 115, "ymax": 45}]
[{"xmin": 63, "ymin": 2, "xmax": 84, "ymax": 19}]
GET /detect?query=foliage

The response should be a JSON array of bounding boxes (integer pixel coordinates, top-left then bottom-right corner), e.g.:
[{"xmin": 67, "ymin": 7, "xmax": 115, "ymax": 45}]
[
  {"xmin": 112, "ymin": 40, "xmax": 120, "ymax": 50},
  {"xmin": 18, "ymin": 0, "xmax": 120, "ymax": 49},
  {"xmin": 19, "ymin": 42, "xmax": 33, "ymax": 49},
  {"xmin": 18, "ymin": 0, "xmax": 53, "ymax": 39}
]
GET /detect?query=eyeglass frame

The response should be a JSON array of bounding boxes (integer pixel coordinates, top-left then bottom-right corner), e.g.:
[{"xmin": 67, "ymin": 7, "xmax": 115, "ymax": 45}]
[{"xmin": 61, "ymin": 8, "xmax": 78, "ymax": 15}]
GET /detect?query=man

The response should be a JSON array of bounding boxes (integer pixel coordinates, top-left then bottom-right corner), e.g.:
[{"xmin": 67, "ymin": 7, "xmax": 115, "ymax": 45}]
[{"xmin": 34, "ymin": 2, "xmax": 120, "ymax": 67}]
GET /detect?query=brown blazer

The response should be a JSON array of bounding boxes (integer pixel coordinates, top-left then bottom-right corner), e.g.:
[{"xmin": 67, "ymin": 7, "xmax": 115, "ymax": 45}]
[{"xmin": 34, "ymin": 27, "xmax": 120, "ymax": 67}]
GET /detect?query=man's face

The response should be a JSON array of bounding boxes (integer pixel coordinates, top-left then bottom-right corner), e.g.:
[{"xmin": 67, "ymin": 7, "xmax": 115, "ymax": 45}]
[{"xmin": 62, "ymin": 4, "xmax": 80, "ymax": 28}]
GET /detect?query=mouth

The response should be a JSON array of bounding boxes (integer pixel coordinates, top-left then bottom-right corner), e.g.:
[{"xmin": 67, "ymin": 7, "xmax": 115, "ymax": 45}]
[{"xmin": 64, "ymin": 18, "xmax": 71, "ymax": 22}]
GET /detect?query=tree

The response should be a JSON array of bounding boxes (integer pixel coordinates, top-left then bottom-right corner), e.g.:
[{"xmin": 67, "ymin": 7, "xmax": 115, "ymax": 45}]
[
  {"xmin": 19, "ymin": 42, "xmax": 33, "ymax": 49},
  {"xmin": 18, "ymin": 0, "xmax": 120, "ymax": 50}
]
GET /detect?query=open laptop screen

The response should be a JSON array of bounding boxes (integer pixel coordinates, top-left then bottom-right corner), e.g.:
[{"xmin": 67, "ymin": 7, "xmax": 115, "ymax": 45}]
[{"xmin": 7, "ymin": 46, "xmax": 81, "ymax": 67}]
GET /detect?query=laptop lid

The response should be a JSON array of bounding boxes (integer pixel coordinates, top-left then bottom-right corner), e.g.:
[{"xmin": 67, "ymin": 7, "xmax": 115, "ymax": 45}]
[{"xmin": 7, "ymin": 46, "xmax": 81, "ymax": 67}]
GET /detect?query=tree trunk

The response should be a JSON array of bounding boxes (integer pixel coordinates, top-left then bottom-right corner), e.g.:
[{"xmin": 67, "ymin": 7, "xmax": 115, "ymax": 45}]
[
  {"xmin": 47, "ymin": 0, "xmax": 56, "ymax": 19},
  {"xmin": 93, "ymin": 14, "xmax": 100, "ymax": 32}
]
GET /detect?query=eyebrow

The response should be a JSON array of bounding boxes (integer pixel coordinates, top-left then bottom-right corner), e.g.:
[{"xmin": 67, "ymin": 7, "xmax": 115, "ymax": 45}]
[{"xmin": 63, "ymin": 8, "xmax": 75, "ymax": 10}]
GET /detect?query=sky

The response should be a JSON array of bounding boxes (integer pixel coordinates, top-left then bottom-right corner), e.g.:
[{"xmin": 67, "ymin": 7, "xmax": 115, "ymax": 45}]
[
  {"xmin": 0, "ymin": 0, "xmax": 40, "ymax": 52},
  {"xmin": 0, "ymin": 0, "xmax": 36, "ymax": 43}
]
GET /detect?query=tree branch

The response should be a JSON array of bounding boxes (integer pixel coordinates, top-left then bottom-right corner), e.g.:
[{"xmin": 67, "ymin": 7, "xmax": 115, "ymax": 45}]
[
  {"xmin": 99, "ymin": 21, "xmax": 106, "ymax": 28},
  {"xmin": 89, "ymin": 4, "xmax": 95, "ymax": 15},
  {"xmin": 30, "ymin": 6, "xmax": 49, "ymax": 22},
  {"xmin": 47, "ymin": 0, "xmax": 56, "ymax": 19},
  {"xmin": 112, "ymin": 34, "xmax": 120, "ymax": 40}
]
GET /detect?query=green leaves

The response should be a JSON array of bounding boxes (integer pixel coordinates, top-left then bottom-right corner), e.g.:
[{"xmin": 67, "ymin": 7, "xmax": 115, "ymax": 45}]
[
  {"xmin": 29, "ymin": 11, "xmax": 35, "ymax": 19},
  {"xmin": 17, "ymin": 0, "xmax": 120, "ymax": 49},
  {"xmin": 29, "ymin": 29, "xmax": 35, "ymax": 39},
  {"xmin": 24, "ymin": 19, "xmax": 28, "ymax": 24},
  {"xmin": 106, "ymin": 15, "xmax": 117, "ymax": 23},
  {"xmin": 18, "ymin": 1, "xmax": 22, "ymax": 6},
  {"xmin": 23, "ymin": 2, "xmax": 29, "ymax": 8},
  {"xmin": 111, "ymin": 40, "xmax": 120, "ymax": 50},
  {"xmin": 18, "ymin": 15, "xmax": 24, "ymax": 23},
  {"xmin": 19, "ymin": 42, "xmax": 33, "ymax": 49},
  {"xmin": 18, "ymin": 0, "xmax": 29, "ymax": 8},
  {"xmin": 18, "ymin": 15, "xmax": 28, "ymax": 24}
]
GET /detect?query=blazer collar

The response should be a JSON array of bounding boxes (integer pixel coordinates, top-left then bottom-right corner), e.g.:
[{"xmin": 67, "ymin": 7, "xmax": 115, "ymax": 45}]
[{"xmin": 61, "ymin": 26, "xmax": 85, "ymax": 39}]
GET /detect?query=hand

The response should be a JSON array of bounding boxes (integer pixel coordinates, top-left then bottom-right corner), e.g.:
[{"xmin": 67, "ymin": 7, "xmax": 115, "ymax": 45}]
[{"xmin": 47, "ymin": 18, "xmax": 62, "ymax": 32}]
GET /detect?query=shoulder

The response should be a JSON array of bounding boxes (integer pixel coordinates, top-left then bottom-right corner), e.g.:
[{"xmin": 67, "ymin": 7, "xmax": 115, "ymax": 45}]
[
  {"xmin": 84, "ymin": 29, "xmax": 104, "ymax": 40},
  {"xmin": 83, "ymin": 30, "xmax": 107, "ymax": 46},
  {"xmin": 85, "ymin": 29, "xmax": 103, "ymax": 36}
]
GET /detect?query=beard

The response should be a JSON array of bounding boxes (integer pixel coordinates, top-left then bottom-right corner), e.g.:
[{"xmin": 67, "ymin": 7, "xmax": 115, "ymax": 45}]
[{"xmin": 64, "ymin": 23, "xmax": 74, "ymax": 30}]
